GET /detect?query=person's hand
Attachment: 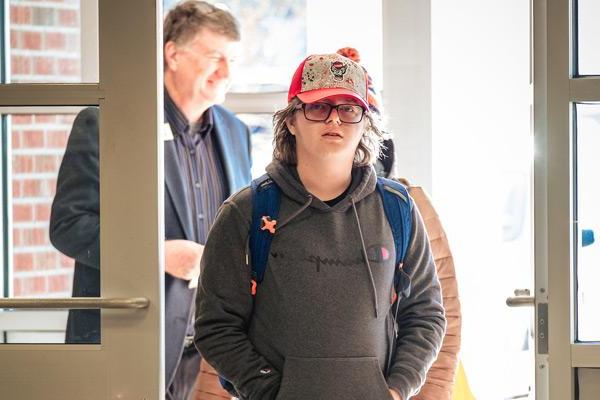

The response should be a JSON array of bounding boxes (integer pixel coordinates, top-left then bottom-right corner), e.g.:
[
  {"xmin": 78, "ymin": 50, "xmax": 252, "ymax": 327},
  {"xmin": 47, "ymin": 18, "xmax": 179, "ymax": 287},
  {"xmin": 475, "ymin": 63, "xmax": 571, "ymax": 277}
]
[
  {"xmin": 389, "ymin": 388, "xmax": 403, "ymax": 400},
  {"xmin": 164, "ymin": 239, "xmax": 203, "ymax": 287}
]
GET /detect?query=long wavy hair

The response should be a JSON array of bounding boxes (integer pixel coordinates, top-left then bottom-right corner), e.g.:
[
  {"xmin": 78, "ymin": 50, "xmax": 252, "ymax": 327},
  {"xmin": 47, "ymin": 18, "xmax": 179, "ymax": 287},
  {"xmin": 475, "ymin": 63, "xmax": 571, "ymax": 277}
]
[{"xmin": 272, "ymin": 97, "xmax": 384, "ymax": 166}]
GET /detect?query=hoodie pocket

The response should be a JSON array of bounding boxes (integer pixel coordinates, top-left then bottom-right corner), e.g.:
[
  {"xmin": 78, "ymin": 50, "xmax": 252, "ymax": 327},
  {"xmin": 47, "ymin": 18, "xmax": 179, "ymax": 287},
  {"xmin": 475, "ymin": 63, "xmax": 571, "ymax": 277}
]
[{"xmin": 275, "ymin": 356, "xmax": 392, "ymax": 400}]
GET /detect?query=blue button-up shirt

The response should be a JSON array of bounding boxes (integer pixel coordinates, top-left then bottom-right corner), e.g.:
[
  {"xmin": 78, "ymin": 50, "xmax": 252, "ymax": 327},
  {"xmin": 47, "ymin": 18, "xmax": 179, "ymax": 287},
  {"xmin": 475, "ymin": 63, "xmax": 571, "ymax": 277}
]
[{"xmin": 164, "ymin": 90, "xmax": 227, "ymax": 245}]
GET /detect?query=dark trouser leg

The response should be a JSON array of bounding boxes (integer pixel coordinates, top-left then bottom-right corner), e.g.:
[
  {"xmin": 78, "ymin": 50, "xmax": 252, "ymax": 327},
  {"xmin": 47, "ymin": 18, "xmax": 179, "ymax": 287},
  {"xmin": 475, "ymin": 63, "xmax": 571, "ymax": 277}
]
[{"xmin": 166, "ymin": 344, "xmax": 202, "ymax": 400}]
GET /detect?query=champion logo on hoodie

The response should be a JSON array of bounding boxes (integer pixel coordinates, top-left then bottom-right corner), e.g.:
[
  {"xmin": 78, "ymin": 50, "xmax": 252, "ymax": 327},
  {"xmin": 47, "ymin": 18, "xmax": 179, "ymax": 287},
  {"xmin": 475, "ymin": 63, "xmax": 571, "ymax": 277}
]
[{"xmin": 366, "ymin": 245, "xmax": 391, "ymax": 263}]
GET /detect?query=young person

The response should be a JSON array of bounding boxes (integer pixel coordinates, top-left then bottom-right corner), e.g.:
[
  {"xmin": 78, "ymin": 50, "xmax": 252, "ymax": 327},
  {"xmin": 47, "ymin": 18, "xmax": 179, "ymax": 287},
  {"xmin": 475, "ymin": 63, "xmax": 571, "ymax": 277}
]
[{"xmin": 194, "ymin": 53, "xmax": 445, "ymax": 400}]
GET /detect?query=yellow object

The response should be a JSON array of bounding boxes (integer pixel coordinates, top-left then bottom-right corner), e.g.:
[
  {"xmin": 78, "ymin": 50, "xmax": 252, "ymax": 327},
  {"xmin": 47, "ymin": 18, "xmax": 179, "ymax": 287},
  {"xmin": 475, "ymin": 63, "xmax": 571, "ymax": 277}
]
[{"xmin": 452, "ymin": 361, "xmax": 476, "ymax": 400}]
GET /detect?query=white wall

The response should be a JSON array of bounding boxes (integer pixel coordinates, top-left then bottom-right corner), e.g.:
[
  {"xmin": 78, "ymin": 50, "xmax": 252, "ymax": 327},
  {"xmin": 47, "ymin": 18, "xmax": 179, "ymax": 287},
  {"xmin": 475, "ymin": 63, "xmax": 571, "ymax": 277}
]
[
  {"xmin": 382, "ymin": 0, "xmax": 432, "ymax": 191},
  {"xmin": 306, "ymin": 0, "xmax": 382, "ymax": 86}
]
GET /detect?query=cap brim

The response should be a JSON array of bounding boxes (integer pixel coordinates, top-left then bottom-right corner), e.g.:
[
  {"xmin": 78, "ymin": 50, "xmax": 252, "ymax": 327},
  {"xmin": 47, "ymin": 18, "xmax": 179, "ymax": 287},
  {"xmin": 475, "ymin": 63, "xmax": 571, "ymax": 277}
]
[{"xmin": 297, "ymin": 88, "xmax": 369, "ymax": 110}]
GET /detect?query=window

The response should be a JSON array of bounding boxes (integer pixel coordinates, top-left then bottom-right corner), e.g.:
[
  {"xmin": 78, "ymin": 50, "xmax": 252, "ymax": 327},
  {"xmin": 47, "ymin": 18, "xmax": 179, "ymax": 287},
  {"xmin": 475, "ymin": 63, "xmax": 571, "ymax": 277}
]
[
  {"xmin": 1, "ymin": 0, "xmax": 99, "ymax": 344},
  {"xmin": 575, "ymin": 103, "xmax": 600, "ymax": 342},
  {"xmin": 9, "ymin": 111, "xmax": 80, "ymax": 299},
  {"xmin": 236, "ymin": 114, "xmax": 273, "ymax": 178},
  {"xmin": 575, "ymin": 0, "xmax": 600, "ymax": 76},
  {"xmin": 8, "ymin": 0, "xmax": 98, "ymax": 83}
]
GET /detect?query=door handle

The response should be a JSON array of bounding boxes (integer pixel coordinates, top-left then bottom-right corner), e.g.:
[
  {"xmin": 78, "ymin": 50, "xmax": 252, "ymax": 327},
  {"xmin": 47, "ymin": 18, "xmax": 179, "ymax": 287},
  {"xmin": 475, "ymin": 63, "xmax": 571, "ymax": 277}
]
[
  {"xmin": 0, "ymin": 297, "xmax": 149, "ymax": 310},
  {"xmin": 506, "ymin": 288, "xmax": 534, "ymax": 307}
]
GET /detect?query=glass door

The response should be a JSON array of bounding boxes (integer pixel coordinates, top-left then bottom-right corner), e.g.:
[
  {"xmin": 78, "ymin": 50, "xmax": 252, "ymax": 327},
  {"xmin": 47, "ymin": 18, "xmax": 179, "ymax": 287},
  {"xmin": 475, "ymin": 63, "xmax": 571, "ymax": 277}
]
[
  {"xmin": 533, "ymin": 0, "xmax": 600, "ymax": 398},
  {"xmin": 0, "ymin": 0, "xmax": 164, "ymax": 398}
]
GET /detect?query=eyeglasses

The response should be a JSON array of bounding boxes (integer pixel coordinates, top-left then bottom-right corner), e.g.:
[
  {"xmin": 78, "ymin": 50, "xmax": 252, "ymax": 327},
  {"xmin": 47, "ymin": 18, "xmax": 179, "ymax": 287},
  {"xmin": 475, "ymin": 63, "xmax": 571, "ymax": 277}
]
[{"xmin": 296, "ymin": 102, "xmax": 365, "ymax": 124}]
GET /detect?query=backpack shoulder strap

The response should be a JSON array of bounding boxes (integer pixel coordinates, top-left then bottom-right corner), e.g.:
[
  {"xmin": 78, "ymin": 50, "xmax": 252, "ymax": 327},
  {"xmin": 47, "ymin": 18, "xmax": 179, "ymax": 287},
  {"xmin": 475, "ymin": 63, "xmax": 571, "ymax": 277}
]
[
  {"xmin": 376, "ymin": 177, "xmax": 413, "ymax": 265},
  {"xmin": 250, "ymin": 174, "xmax": 281, "ymax": 285},
  {"xmin": 376, "ymin": 177, "xmax": 413, "ymax": 301},
  {"xmin": 218, "ymin": 176, "xmax": 281, "ymax": 397},
  {"xmin": 377, "ymin": 178, "xmax": 416, "ymax": 375}
]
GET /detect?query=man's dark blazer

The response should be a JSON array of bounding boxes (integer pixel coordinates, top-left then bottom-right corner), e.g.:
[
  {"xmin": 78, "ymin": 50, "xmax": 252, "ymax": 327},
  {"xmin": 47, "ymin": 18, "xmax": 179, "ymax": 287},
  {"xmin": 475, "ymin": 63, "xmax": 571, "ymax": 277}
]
[{"xmin": 49, "ymin": 105, "xmax": 252, "ymax": 387}]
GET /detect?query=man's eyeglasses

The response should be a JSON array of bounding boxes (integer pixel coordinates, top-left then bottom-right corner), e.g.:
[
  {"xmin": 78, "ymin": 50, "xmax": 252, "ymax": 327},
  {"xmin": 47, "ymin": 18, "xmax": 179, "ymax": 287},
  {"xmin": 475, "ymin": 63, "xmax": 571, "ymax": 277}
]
[{"xmin": 296, "ymin": 102, "xmax": 366, "ymax": 124}]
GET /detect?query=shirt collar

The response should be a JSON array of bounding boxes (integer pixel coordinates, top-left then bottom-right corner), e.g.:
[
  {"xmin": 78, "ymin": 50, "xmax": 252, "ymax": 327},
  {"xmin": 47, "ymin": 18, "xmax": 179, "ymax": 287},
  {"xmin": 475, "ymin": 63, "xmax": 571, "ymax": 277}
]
[
  {"xmin": 164, "ymin": 89, "xmax": 189, "ymax": 136},
  {"xmin": 164, "ymin": 88, "xmax": 214, "ymax": 138},
  {"xmin": 195, "ymin": 107, "xmax": 214, "ymax": 138}
]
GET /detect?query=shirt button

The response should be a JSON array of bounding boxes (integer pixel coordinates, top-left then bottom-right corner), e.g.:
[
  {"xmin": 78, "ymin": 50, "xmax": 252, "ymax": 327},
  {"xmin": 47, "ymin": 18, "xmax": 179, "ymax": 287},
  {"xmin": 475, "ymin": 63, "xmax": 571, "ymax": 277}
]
[
  {"xmin": 194, "ymin": 182, "xmax": 201, "ymax": 188},
  {"xmin": 190, "ymin": 149, "xmax": 196, "ymax": 155},
  {"xmin": 197, "ymin": 213, "xmax": 204, "ymax": 220}
]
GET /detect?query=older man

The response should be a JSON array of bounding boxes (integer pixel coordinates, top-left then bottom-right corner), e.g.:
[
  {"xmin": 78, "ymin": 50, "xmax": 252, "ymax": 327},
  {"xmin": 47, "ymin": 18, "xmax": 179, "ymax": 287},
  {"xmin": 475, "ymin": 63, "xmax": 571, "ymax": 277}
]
[{"xmin": 49, "ymin": 2, "xmax": 251, "ymax": 399}]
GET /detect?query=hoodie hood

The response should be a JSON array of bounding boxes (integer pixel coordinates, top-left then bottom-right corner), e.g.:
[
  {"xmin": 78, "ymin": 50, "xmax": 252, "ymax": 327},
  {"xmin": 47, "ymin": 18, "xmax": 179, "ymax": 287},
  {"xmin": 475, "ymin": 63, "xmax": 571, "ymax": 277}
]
[{"xmin": 265, "ymin": 160, "xmax": 378, "ymax": 212}]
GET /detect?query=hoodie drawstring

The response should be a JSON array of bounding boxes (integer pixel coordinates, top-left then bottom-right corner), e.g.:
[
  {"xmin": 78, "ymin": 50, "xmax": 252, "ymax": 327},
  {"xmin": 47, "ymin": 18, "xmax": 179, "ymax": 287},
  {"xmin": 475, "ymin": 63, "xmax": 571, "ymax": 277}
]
[
  {"xmin": 277, "ymin": 195, "xmax": 313, "ymax": 230},
  {"xmin": 351, "ymin": 197, "xmax": 379, "ymax": 318}
]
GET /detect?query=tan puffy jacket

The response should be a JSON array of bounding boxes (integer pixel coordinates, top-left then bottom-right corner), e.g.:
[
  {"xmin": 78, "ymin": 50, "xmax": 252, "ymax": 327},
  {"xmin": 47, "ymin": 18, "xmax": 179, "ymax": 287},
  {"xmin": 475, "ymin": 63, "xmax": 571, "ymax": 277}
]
[
  {"xmin": 195, "ymin": 184, "xmax": 462, "ymax": 400},
  {"xmin": 408, "ymin": 185, "xmax": 461, "ymax": 400}
]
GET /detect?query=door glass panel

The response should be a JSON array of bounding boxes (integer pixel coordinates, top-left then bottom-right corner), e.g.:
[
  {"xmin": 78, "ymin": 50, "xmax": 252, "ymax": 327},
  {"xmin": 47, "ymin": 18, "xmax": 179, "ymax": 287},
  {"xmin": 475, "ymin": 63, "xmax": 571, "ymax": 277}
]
[
  {"xmin": 576, "ymin": 103, "xmax": 600, "ymax": 341},
  {"xmin": 0, "ymin": 108, "xmax": 100, "ymax": 344},
  {"xmin": 576, "ymin": 0, "xmax": 600, "ymax": 75},
  {"xmin": 8, "ymin": 0, "xmax": 98, "ymax": 83}
]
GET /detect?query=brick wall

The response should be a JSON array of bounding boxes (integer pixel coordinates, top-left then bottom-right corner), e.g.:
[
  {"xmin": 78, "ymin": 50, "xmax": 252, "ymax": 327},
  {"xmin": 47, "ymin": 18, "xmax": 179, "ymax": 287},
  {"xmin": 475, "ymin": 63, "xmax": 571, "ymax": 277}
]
[
  {"xmin": 10, "ymin": 0, "xmax": 80, "ymax": 83},
  {"xmin": 9, "ymin": 0, "xmax": 82, "ymax": 297}
]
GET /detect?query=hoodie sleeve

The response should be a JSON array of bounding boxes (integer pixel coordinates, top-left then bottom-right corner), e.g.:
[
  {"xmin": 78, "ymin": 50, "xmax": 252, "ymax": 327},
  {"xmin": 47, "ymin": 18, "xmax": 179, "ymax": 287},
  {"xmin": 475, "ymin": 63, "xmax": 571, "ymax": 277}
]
[
  {"xmin": 387, "ymin": 204, "xmax": 447, "ymax": 400},
  {"xmin": 194, "ymin": 198, "xmax": 281, "ymax": 400}
]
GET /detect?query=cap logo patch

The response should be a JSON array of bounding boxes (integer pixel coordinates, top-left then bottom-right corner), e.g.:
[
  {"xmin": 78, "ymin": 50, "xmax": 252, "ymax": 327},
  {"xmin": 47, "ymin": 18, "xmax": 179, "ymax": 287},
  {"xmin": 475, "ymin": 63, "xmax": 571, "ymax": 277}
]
[{"xmin": 330, "ymin": 61, "xmax": 348, "ymax": 81}]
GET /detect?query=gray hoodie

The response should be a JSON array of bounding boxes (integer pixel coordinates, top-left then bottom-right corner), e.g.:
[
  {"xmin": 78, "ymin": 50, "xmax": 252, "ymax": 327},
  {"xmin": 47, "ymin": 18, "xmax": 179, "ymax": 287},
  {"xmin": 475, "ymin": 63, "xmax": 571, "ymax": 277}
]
[{"xmin": 194, "ymin": 161, "xmax": 446, "ymax": 400}]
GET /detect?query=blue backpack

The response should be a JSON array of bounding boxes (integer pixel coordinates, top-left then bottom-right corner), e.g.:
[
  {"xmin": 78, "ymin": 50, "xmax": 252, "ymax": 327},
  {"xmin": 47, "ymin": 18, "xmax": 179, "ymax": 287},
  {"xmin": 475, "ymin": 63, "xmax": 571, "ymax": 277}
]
[{"xmin": 219, "ymin": 173, "xmax": 414, "ymax": 396}]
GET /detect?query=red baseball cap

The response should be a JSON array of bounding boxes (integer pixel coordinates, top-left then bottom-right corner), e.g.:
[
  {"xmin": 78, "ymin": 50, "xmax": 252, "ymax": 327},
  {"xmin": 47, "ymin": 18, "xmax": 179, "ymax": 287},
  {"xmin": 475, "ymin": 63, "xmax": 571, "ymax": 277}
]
[{"xmin": 287, "ymin": 54, "xmax": 369, "ymax": 110}]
